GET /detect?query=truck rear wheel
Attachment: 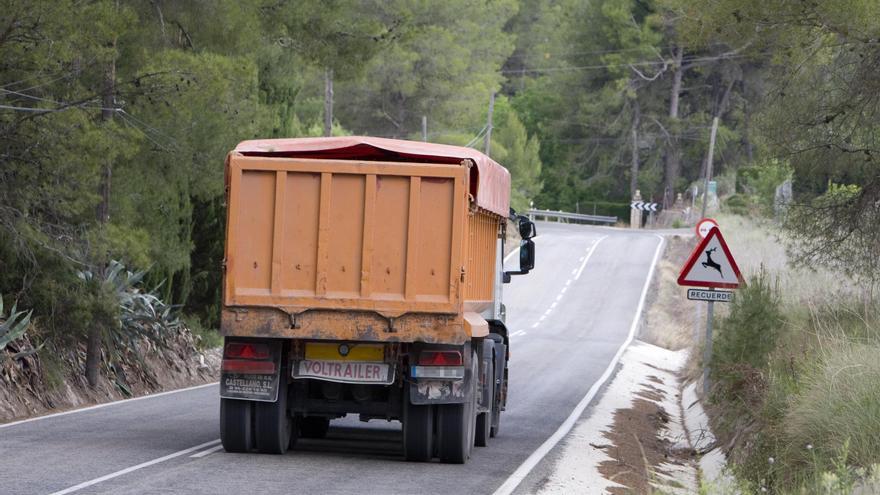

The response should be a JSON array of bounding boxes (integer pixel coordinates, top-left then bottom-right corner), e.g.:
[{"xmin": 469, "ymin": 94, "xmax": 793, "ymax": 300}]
[
  {"xmin": 254, "ymin": 384, "xmax": 292, "ymax": 455},
  {"xmin": 300, "ymin": 416, "xmax": 330, "ymax": 439},
  {"xmin": 403, "ymin": 399, "xmax": 434, "ymax": 462},
  {"xmin": 437, "ymin": 357, "xmax": 478, "ymax": 463},
  {"xmin": 220, "ymin": 398, "xmax": 253, "ymax": 453}
]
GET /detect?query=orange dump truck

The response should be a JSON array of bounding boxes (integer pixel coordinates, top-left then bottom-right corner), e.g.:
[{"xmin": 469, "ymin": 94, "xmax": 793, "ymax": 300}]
[{"xmin": 218, "ymin": 137, "xmax": 536, "ymax": 463}]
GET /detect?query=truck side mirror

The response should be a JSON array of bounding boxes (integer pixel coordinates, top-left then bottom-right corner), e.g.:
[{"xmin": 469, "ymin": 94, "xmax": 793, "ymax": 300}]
[
  {"xmin": 518, "ymin": 217, "xmax": 536, "ymax": 240},
  {"xmin": 503, "ymin": 238, "xmax": 536, "ymax": 283},
  {"xmin": 519, "ymin": 239, "xmax": 535, "ymax": 271}
]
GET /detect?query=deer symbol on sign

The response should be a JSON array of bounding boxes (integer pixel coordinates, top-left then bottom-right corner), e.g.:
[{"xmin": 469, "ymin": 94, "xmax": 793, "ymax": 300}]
[{"xmin": 702, "ymin": 247, "xmax": 723, "ymax": 277}]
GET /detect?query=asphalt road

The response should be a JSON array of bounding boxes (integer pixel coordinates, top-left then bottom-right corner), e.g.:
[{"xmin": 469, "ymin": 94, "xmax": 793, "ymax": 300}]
[{"xmin": 0, "ymin": 222, "xmax": 664, "ymax": 495}]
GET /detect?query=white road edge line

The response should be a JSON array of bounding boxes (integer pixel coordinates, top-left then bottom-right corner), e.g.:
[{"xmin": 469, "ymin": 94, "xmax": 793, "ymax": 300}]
[
  {"xmin": 493, "ymin": 234, "xmax": 665, "ymax": 495},
  {"xmin": 574, "ymin": 235, "xmax": 608, "ymax": 280},
  {"xmin": 49, "ymin": 439, "xmax": 222, "ymax": 495},
  {"xmin": 0, "ymin": 382, "xmax": 219, "ymax": 430},
  {"xmin": 190, "ymin": 444, "xmax": 225, "ymax": 458}
]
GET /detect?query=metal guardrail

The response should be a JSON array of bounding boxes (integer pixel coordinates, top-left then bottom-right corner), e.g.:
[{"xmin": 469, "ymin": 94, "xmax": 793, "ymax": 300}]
[{"xmin": 527, "ymin": 209, "xmax": 618, "ymax": 225}]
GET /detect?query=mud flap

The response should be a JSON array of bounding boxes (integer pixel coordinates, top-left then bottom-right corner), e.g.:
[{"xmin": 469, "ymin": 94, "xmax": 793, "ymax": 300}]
[
  {"xmin": 409, "ymin": 365, "xmax": 474, "ymax": 405},
  {"xmin": 220, "ymin": 342, "xmax": 282, "ymax": 402}
]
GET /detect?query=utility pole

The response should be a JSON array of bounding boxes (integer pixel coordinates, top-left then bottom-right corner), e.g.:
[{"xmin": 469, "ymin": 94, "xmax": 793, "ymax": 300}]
[
  {"xmin": 701, "ymin": 78, "xmax": 735, "ymax": 218},
  {"xmin": 484, "ymin": 92, "xmax": 495, "ymax": 156},
  {"xmin": 630, "ymin": 98, "xmax": 641, "ymax": 197},
  {"xmin": 700, "ymin": 115, "xmax": 719, "ymax": 219},
  {"xmin": 422, "ymin": 115, "xmax": 427, "ymax": 142},
  {"xmin": 323, "ymin": 68, "xmax": 333, "ymax": 137}
]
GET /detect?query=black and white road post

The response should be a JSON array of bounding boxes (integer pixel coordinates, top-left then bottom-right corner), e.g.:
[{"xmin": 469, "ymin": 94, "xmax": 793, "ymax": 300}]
[{"xmin": 630, "ymin": 190, "xmax": 642, "ymax": 229}]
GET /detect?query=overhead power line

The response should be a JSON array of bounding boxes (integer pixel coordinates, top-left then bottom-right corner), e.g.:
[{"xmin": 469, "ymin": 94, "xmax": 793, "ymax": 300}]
[
  {"xmin": 502, "ymin": 54, "xmax": 747, "ymax": 75},
  {"xmin": 504, "ymin": 42, "xmax": 731, "ymax": 62}
]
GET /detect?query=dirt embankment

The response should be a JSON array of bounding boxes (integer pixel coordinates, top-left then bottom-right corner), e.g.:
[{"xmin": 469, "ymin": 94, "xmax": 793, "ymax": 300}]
[{"xmin": 0, "ymin": 329, "xmax": 220, "ymax": 423}]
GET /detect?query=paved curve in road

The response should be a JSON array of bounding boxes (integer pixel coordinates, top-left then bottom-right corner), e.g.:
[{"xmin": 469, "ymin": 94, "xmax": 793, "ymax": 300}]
[{"xmin": 0, "ymin": 222, "xmax": 663, "ymax": 495}]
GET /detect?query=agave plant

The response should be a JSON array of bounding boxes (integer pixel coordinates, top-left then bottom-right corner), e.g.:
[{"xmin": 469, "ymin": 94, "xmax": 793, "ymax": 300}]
[
  {"xmin": 78, "ymin": 260, "xmax": 182, "ymax": 353},
  {"xmin": 0, "ymin": 295, "xmax": 34, "ymax": 359}
]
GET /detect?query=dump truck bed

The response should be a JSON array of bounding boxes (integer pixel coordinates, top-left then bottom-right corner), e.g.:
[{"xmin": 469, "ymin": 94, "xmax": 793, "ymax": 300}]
[
  {"xmin": 221, "ymin": 137, "xmax": 510, "ymax": 344},
  {"xmin": 224, "ymin": 155, "xmax": 468, "ymax": 316}
]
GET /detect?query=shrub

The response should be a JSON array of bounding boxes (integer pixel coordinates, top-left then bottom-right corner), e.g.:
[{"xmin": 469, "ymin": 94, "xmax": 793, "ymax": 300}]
[
  {"xmin": 711, "ymin": 268, "xmax": 783, "ymax": 403},
  {"xmin": 737, "ymin": 159, "xmax": 792, "ymax": 214},
  {"xmin": 183, "ymin": 314, "xmax": 222, "ymax": 350},
  {"xmin": 723, "ymin": 194, "xmax": 752, "ymax": 216}
]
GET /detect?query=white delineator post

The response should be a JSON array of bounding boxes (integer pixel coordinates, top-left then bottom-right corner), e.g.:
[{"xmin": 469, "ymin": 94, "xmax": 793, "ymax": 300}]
[{"xmin": 630, "ymin": 189, "xmax": 642, "ymax": 229}]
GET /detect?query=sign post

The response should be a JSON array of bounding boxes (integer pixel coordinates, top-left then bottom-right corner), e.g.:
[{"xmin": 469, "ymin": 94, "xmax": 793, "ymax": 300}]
[
  {"xmin": 702, "ymin": 291, "xmax": 715, "ymax": 396},
  {"xmin": 678, "ymin": 225, "xmax": 742, "ymax": 396}
]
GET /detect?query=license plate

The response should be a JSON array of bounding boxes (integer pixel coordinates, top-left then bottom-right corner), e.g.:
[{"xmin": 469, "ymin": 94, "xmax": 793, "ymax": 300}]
[{"xmin": 294, "ymin": 360, "xmax": 394, "ymax": 385}]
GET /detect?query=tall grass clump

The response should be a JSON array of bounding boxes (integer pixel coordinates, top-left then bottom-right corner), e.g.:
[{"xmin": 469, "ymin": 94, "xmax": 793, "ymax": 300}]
[{"xmin": 784, "ymin": 342, "xmax": 880, "ymax": 477}]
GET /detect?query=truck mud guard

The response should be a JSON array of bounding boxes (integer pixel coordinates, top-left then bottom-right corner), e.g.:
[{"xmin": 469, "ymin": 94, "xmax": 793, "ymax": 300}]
[
  {"xmin": 220, "ymin": 339, "xmax": 283, "ymax": 402},
  {"xmin": 408, "ymin": 344, "xmax": 474, "ymax": 405}
]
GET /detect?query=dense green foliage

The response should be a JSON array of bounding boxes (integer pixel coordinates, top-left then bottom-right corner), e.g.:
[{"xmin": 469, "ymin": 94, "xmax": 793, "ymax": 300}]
[
  {"xmin": 2, "ymin": 0, "xmax": 878, "ymax": 393},
  {"xmin": 0, "ymin": 0, "xmax": 521, "ymax": 352}
]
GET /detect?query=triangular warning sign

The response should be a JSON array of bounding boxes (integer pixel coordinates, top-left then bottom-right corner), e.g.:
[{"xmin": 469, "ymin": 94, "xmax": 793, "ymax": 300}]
[{"xmin": 677, "ymin": 227, "xmax": 742, "ymax": 289}]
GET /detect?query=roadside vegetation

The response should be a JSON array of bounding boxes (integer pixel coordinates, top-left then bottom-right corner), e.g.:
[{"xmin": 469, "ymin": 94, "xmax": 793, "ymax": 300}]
[
  {"xmin": 697, "ymin": 207, "xmax": 880, "ymax": 495},
  {"xmin": 3, "ymin": 5, "xmax": 880, "ymax": 479}
]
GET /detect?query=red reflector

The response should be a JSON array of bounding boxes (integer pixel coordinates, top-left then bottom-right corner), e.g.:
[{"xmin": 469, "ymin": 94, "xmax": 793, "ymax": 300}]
[
  {"xmin": 221, "ymin": 359, "xmax": 276, "ymax": 374},
  {"xmin": 225, "ymin": 342, "xmax": 270, "ymax": 360},
  {"xmin": 419, "ymin": 350, "xmax": 463, "ymax": 366}
]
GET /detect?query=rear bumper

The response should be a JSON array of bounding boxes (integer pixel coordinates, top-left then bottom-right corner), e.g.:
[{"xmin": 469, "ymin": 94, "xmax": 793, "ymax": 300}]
[{"xmin": 221, "ymin": 307, "xmax": 469, "ymax": 345}]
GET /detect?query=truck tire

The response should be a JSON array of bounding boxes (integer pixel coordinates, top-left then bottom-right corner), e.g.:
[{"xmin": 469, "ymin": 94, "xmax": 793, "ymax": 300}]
[
  {"xmin": 220, "ymin": 398, "xmax": 253, "ymax": 453},
  {"xmin": 474, "ymin": 357, "xmax": 494, "ymax": 447},
  {"xmin": 300, "ymin": 416, "xmax": 330, "ymax": 439},
  {"xmin": 403, "ymin": 397, "xmax": 434, "ymax": 462},
  {"xmin": 437, "ymin": 356, "xmax": 478, "ymax": 463},
  {"xmin": 254, "ymin": 383, "xmax": 292, "ymax": 455}
]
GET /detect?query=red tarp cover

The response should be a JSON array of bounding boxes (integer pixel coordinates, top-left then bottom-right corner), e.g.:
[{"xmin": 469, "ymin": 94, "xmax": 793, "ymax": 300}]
[{"xmin": 234, "ymin": 136, "xmax": 511, "ymax": 217}]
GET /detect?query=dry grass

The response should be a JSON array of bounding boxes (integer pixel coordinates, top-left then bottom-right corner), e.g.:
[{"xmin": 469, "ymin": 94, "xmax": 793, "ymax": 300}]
[
  {"xmin": 641, "ymin": 235, "xmax": 697, "ymax": 351},
  {"xmin": 711, "ymin": 213, "xmax": 855, "ymax": 305}
]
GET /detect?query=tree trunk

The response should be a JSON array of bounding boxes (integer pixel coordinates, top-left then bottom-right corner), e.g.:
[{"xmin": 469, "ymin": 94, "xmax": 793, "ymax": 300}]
[
  {"xmin": 663, "ymin": 46, "xmax": 684, "ymax": 208},
  {"xmin": 484, "ymin": 92, "xmax": 495, "ymax": 156},
  {"xmin": 630, "ymin": 97, "xmax": 641, "ymax": 197},
  {"xmin": 323, "ymin": 67, "xmax": 333, "ymax": 137},
  {"xmin": 743, "ymin": 91, "xmax": 753, "ymax": 164},
  {"xmin": 86, "ymin": 41, "xmax": 116, "ymax": 388}
]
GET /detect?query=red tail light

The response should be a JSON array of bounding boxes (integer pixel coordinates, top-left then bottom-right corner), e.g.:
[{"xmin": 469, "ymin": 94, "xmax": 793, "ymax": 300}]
[
  {"xmin": 221, "ymin": 359, "xmax": 275, "ymax": 374},
  {"xmin": 419, "ymin": 350, "xmax": 463, "ymax": 366},
  {"xmin": 225, "ymin": 342, "xmax": 270, "ymax": 360}
]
